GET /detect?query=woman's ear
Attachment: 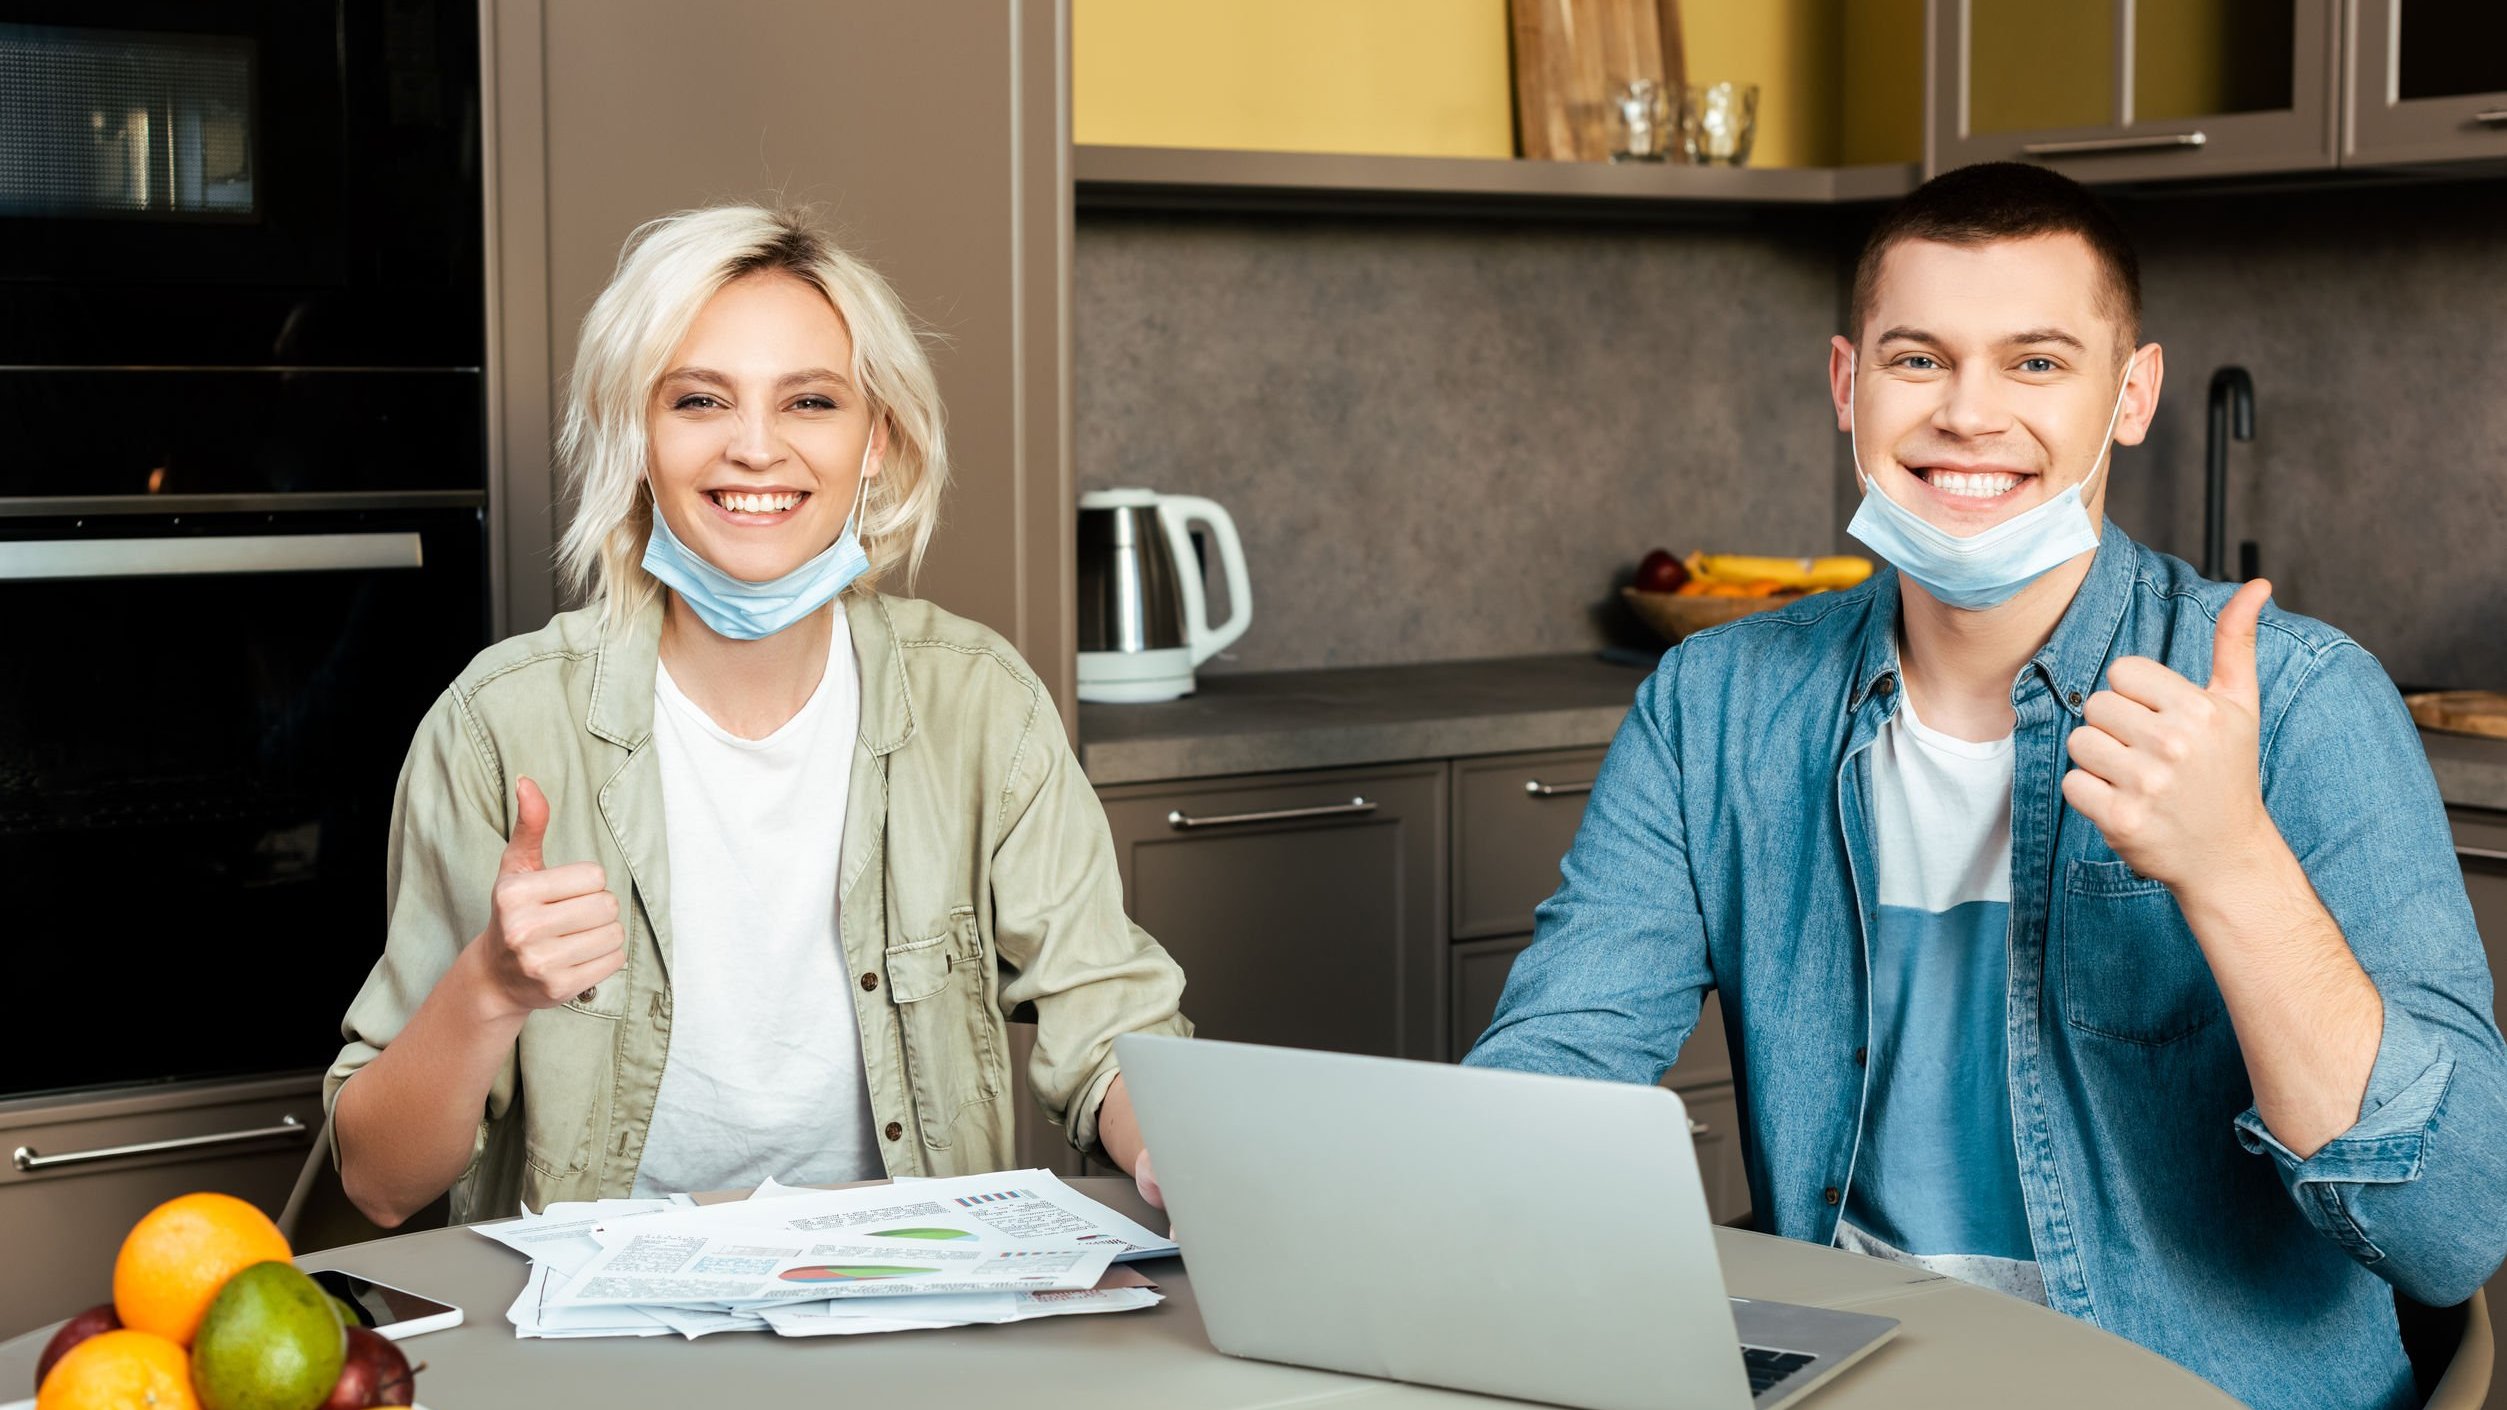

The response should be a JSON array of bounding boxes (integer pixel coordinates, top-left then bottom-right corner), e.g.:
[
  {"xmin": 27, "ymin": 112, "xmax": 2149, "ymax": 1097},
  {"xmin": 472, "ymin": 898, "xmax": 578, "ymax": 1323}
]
[{"xmin": 865, "ymin": 416, "xmax": 889, "ymax": 479}]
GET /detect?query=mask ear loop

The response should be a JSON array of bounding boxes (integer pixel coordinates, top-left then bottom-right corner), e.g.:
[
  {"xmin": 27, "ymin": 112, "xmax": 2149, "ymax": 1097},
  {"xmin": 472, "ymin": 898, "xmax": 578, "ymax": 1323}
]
[
  {"xmin": 2076, "ymin": 349, "xmax": 2143, "ymax": 502},
  {"xmin": 844, "ymin": 428, "xmax": 877, "ymax": 537}
]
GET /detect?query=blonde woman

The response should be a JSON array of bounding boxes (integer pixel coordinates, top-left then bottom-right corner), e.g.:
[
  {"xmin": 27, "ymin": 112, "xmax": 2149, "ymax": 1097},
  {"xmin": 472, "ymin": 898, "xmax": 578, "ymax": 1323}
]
[{"xmin": 326, "ymin": 205, "xmax": 1191, "ymax": 1225}]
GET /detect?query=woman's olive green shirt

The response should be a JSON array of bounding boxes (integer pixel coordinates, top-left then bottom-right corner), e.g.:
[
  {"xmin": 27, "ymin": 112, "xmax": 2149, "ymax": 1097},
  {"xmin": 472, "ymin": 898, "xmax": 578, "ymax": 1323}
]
[{"xmin": 325, "ymin": 590, "xmax": 1192, "ymax": 1221}]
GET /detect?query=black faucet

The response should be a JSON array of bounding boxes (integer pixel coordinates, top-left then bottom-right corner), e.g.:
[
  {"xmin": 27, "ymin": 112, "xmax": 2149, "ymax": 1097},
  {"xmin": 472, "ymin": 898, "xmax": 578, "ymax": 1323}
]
[{"xmin": 2205, "ymin": 366, "xmax": 2255, "ymax": 581}]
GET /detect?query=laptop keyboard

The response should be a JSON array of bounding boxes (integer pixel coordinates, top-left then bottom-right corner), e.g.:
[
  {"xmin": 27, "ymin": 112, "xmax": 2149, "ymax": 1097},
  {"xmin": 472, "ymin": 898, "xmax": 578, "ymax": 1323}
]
[{"xmin": 1740, "ymin": 1346, "xmax": 1818, "ymax": 1397}]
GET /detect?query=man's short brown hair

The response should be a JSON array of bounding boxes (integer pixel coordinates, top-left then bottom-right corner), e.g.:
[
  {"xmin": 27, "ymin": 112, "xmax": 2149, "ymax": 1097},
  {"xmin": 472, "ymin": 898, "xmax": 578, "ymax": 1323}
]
[{"xmin": 1848, "ymin": 162, "xmax": 2142, "ymax": 356}]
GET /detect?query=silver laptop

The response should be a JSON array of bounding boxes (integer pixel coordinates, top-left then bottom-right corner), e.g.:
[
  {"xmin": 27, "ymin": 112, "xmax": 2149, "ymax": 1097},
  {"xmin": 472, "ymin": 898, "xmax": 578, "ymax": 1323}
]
[{"xmin": 1115, "ymin": 1034, "xmax": 1897, "ymax": 1410}]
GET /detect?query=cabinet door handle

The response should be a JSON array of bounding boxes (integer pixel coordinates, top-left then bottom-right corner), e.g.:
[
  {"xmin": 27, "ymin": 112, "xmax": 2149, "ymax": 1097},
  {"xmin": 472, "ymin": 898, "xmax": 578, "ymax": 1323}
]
[
  {"xmin": 2458, "ymin": 844, "xmax": 2507, "ymax": 865},
  {"xmin": 1523, "ymin": 779, "xmax": 1594, "ymax": 797},
  {"xmin": 1688, "ymin": 1118, "xmax": 1710, "ymax": 1137},
  {"xmin": 2473, "ymin": 110, "xmax": 2507, "ymax": 126},
  {"xmin": 2021, "ymin": 132, "xmax": 2207, "ymax": 156},
  {"xmin": 1167, "ymin": 797, "xmax": 1377, "ymax": 830},
  {"xmin": 13, "ymin": 1115, "xmax": 309, "ymax": 1173}
]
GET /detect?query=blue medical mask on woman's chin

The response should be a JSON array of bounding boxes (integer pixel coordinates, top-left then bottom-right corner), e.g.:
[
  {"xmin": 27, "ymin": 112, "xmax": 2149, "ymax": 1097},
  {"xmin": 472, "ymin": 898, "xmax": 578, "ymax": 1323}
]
[
  {"xmin": 1844, "ymin": 353, "xmax": 2140, "ymax": 612},
  {"xmin": 640, "ymin": 443, "xmax": 875, "ymax": 641}
]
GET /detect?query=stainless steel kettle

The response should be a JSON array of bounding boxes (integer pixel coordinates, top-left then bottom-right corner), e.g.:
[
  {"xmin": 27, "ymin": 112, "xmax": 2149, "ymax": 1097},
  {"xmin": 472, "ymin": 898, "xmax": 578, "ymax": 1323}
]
[{"xmin": 1075, "ymin": 488, "xmax": 1251, "ymax": 703}]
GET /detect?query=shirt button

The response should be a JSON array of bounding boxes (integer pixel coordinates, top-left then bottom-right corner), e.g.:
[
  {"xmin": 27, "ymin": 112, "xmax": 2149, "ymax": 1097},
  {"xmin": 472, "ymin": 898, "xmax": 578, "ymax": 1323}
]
[
  {"xmin": 1823, "ymin": 1186, "xmax": 1841, "ymax": 1207},
  {"xmin": 884, "ymin": 1121, "xmax": 903, "ymax": 1141},
  {"xmin": 1853, "ymin": 1047, "xmax": 1867, "ymax": 1066},
  {"xmin": 860, "ymin": 972, "xmax": 880, "ymax": 992},
  {"xmin": 1875, "ymin": 676, "xmax": 1896, "ymax": 697},
  {"xmin": 2067, "ymin": 689, "xmax": 2084, "ymax": 707}
]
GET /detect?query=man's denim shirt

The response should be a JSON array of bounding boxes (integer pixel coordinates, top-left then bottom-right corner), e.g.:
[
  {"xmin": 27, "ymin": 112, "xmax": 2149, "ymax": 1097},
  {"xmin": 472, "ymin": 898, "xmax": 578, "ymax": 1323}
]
[{"xmin": 1468, "ymin": 522, "xmax": 2507, "ymax": 1410}]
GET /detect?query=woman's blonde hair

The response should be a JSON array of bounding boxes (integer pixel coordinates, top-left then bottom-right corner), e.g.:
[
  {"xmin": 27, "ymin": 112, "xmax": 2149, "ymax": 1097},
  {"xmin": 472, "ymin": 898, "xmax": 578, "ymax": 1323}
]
[{"xmin": 555, "ymin": 204, "xmax": 949, "ymax": 631}]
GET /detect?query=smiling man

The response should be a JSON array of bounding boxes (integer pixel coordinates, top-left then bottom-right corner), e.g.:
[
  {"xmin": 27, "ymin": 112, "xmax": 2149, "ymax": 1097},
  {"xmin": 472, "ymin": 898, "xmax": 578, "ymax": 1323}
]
[{"xmin": 1467, "ymin": 164, "xmax": 2507, "ymax": 1408}]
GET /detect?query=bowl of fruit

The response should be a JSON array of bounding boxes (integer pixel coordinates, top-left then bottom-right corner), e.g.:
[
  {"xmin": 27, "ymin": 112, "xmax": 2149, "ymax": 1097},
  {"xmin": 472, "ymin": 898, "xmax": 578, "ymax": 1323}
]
[
  {"xmin": 26, "ymin": 1192, "xmax": 422, "ymax": 1410},
  {"xmin": 1622, "ymin": 549, "xmax": 1873, "ymax": 644}
]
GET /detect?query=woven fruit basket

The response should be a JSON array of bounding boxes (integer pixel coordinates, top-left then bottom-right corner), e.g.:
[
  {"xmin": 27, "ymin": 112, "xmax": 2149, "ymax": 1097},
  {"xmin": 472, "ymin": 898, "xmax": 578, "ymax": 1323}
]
[{"xmin": 1620, "ymin": 586, "xmax": 1806, "ymax": 644}]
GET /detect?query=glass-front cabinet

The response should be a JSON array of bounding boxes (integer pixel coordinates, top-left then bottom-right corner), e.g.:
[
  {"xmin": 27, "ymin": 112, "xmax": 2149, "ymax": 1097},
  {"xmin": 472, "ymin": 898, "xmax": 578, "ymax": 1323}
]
[
  {"xmin": 2346, "ymin": 0, "xmax": 2507, "ymax": 164},
  {"xmin": 1930, "ymin": 0, "xmax": 2340, "ymax": 182}
]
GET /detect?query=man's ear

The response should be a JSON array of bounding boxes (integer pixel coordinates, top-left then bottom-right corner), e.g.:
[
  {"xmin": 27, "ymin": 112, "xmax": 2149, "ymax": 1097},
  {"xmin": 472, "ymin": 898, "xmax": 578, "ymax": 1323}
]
[
  {"xmin": 2113, "ymin": 341, "xmax": 2165, "ymax": 447},
  {"xmin": 1828, "ymin": 334, "xmax": 1858, "ymax": 433}
]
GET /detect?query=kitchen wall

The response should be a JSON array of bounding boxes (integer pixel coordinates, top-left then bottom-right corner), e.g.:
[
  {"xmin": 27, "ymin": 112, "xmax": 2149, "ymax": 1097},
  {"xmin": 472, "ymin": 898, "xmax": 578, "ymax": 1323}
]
[
  {"xmin": 1073, "ymin": 209, "xmax": 1847, "ymax": 674},
  {"xmin": 1080, "ymin": 175, "xmax": 2507, "ymax": 689},
  {"xmin": 2099, "ymin": 179, "xmax": 2507, "ymax": 690}
]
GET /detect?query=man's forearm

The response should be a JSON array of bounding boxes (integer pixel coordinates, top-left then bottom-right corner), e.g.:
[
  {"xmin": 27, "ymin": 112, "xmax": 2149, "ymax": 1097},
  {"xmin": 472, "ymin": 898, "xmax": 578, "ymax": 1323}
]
[{"xmin": 2171, "ymin": 826, "xmax": 2383, "ymax": 1159}]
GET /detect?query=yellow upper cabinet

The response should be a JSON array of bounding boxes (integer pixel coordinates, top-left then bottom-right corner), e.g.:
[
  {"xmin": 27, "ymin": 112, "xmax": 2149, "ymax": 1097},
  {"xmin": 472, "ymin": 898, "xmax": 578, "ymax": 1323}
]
[{"xmin": 1073, "ymin": 0, "xmax": 1517, "ymax": 159}]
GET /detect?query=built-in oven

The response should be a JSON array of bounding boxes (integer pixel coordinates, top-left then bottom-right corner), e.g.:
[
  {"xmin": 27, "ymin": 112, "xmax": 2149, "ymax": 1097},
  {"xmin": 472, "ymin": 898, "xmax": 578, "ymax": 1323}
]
[
  {"xmin": 0, "ymin": 0, "xmax": 488, "ymax": 1102},
  {"xmin": 0, "ymin": 0, "xmax": 483, "ymax": 368},
  {"xmin": 0, "ymin": 491, "xmax": 487, "ymax": 1097}
]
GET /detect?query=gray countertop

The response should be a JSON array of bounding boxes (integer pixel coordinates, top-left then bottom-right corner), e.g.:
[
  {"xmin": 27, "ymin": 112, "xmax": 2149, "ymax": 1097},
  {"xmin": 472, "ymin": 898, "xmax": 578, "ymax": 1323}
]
[
  {"xmin": 2424, "ymin": 728, "xmax": 2507, "ymax": 816},
  {"xmin": 1078, "ymin": 656, "xmax": 2507, "ymax": 818},
  {"xmin": 1077, "ymin": 653, "xmax": 1647, "ymax": 785}
]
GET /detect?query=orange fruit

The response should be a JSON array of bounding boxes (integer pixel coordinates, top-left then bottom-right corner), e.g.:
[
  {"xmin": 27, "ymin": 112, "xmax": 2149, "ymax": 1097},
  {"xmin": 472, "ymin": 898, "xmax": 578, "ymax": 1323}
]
[
  {"xmin": 36, "ymin": 1328, "xmax": 198, "ymax": 1410},
  {"xmin": 113, "ymin": 1193, "xmax": 292, "ymax": 1345}
]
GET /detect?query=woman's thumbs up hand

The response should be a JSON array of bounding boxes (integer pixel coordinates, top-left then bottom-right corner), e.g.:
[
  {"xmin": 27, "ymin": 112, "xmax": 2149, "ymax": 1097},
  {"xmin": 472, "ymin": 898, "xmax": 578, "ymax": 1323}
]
[{"xmin": 471, "ymin": 776, "xmax": 626, "ymax": 1019}]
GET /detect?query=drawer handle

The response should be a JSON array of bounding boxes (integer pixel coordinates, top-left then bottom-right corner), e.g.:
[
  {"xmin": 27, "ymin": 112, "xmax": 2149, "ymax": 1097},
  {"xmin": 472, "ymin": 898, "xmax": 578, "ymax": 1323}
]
[
  {"xmin": 2474, "ymin": 110, "xmax": 2507, "ymax": 126},
  {"xmin": 2021, "ymin": 131, "xmax": 2206, "ymax": 156},
  {"xmin": 2459, "ymin": 844, "xmax": 2507, "ymax": 865},
  {"xmin": 1688, "ymin": 1118, "xmax": 1710, "ymax": 1138},
  {"xmin": 1168, "ymin": 797, "xmax": 1377, "ymax": 830},
  {"xmin": 13, "ymin": 1115, "xmax": 309, "ymax": 1173},
  {"xmin": 1523, "ymin": 779, "xmax": 1594, "ymax": 798}
]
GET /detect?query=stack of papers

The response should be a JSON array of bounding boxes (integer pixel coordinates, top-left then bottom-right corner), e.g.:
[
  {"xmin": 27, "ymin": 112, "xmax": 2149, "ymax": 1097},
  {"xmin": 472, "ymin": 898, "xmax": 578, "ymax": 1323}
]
[{"xmin": 474, "ymin": 1171, "xmax": 1176, "ymax": 1339}]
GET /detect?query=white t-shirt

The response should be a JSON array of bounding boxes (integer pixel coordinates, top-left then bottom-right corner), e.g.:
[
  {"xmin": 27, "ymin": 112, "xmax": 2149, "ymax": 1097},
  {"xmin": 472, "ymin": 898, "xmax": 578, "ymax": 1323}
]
[
  {"xmin": 1833, "ymin": 697, "xmax": 2047, "ymax": 1305},
  {"xmin": 630, "ymin": 616, "xmax": 882, "ymax": 1196}
]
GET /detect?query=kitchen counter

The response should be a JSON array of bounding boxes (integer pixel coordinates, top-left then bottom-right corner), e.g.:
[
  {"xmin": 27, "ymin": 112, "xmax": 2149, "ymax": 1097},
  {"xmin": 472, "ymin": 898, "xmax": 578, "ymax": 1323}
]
[
  {"xmin": 2424, "ymin": 728, "xmax": 2507, "ymax": 816},
  {"xmin": 1077, "ymin": 653, "xmax": 1648, "ymax": 785},
  {"xmin": 1077, "ymin": 658, "xmax": 2507, "ymax": 817}
]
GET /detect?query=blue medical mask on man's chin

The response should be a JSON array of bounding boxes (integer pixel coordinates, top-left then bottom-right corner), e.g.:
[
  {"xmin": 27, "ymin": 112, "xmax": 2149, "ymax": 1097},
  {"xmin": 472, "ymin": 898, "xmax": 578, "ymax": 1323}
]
[
  {"xmin": 1844, "ymin": 353, "xmax": 2140, "ymax": 613},
  {"xmin": 639, "ymin": 443, "xmax": 875, "ymax": 641}
]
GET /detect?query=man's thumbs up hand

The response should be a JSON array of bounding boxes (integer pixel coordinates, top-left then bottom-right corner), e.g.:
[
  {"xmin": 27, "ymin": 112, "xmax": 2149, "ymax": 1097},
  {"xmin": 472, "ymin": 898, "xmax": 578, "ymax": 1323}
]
[
  {"xmin": 470, "ymin": 777, "xmax": 627, "ymax": 1019},
  {"xmin": 2060, "ymin": 581, "xmax": 2276, "ymax": 889}
]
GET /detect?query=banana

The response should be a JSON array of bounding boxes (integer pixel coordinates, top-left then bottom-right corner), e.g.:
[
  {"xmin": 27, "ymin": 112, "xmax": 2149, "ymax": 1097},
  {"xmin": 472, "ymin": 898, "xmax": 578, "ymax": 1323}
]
[{"xmin": 1689, "ymin": 554, "xmax": 1873, "ymax": 590}]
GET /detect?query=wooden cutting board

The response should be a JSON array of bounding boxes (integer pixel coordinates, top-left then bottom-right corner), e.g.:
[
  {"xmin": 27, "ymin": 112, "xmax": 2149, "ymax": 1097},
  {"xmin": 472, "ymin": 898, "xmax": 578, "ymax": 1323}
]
[
  {"xmin": 1510, "ymin": 0, "xmax": 1686, "ymax": 161},
  {"xmin": 2406, "ymin": 691, "xmax": 2507, "ymax": 740}
]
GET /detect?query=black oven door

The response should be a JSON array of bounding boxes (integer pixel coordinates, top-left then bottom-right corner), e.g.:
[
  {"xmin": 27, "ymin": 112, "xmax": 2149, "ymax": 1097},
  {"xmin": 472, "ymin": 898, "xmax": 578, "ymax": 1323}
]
[
  {"xmin": 0, "ymin": 502, "xmax": 488, "ymax": 1097},
  {"xmin": 0, "ymin": 0, "xmax": 482, "ymax": 368}
]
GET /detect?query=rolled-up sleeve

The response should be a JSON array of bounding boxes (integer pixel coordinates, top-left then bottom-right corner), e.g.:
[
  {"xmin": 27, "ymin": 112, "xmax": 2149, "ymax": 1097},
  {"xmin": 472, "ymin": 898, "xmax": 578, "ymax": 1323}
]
[
  {"xmin": 1464, "ymin": 658, "xmax": 1713, "ymax": 1085},
  {"xmin": 989, "ymin": 706, "xmax": 1191, "ymax": 1156},
  {"xmin": 2233, "ymin": 640, "xmax": 2507, "ymax": 1306}
]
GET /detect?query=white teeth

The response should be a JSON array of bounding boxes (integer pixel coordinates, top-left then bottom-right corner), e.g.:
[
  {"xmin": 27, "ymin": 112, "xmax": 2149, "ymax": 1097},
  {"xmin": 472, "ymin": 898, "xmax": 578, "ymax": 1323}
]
[
  {"xmin": 1926, "ymin": 470, "xmax": 2021, "ymax": 499},
  {"xmin": 714, "ymin": 491, "xmax": 804, "ymax": 514}
]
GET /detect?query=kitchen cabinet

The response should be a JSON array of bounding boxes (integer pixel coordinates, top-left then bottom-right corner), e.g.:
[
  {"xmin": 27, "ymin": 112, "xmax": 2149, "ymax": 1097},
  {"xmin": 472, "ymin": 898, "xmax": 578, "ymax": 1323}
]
[
  {"xmin": 1098, "ymin": 763, "xmax": 1448, "ymax": 1061},
  {"xmin": 0, "ymin": 1075, "xmax": 318, "ymax": 1338},
  {"xmin": 1928, "ymin": 0, "xmax": 2340, "ymax": 183},
  {"xmin": 2452, "ymin": 806, "xmax": 2507, "ymax": 1410},
  {"xmin": 1447, "ymin": 746, "xmax": 1749, "ymax": 1226},
  {"xmin": 483, "ymin": 0, "xmax": 1078, "ymax": 724},
  {"xmin": 2347, "ymin": 1, "xmax": 2507, "ymax": 166}
]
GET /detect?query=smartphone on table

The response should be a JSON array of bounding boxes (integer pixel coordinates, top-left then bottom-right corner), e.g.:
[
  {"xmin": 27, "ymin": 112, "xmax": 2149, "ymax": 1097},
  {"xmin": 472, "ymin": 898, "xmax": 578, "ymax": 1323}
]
[{"xmin": 308, "ymin": 1269, "xmax": 464, "ymax": 1339}]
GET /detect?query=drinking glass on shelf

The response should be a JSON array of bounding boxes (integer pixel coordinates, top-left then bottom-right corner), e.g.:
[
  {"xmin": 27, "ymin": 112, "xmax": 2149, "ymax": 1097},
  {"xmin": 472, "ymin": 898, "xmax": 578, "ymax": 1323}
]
[
  {"xmin": 1679, "ymin": 82, "xmax": 1760, "ymax": 166},
  {"xmin": 1608, "ymin": 78, "xmax": 1673, "ymax": 163}
]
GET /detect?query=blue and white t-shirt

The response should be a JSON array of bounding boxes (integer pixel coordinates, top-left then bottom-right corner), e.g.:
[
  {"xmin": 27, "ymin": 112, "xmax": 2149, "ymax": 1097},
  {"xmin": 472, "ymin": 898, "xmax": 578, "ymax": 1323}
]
[{"xmin": 1833, "ymin": 697, "xmax": 2046, "ymax": 1304}]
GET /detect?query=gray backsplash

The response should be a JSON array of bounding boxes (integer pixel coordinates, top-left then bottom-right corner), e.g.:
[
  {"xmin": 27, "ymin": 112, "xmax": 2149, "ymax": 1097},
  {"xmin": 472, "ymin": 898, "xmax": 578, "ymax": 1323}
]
[
  {"xmin": 1078, "ymin": 181, "xmax": 2507, "ymax": 687},
  {"xmin": 1074, "ymin": 211, "xmax": 1846, "ymax": 674}
]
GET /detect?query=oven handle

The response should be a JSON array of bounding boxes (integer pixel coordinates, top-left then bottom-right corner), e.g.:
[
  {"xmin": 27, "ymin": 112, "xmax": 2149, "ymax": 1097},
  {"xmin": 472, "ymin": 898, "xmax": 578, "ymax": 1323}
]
[
  {"xmin": 13, "ymin": 1115, "xmax": 309, "ymax": 1173},
  {"xmin": 0, "ymin": 532, "xmax": 424, "ymax": 580}
]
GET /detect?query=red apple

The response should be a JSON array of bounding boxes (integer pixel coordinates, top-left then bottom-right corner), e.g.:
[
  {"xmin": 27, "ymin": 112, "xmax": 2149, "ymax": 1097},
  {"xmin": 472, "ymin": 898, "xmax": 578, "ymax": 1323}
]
[
  {"xmin": 1634, "ymin": 548, "xmax": 1688, "ymax": 593},
  {"xmin": 35, "ymin": 1303, "xmax": 120, "ymax": 1390},
  {"xmin": 318, "ymin": 1326, "xmax": 417, "ymax": 1410}
]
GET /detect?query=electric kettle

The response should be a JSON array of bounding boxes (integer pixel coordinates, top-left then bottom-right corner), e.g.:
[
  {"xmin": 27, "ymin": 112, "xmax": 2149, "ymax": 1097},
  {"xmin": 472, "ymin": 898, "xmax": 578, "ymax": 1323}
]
[{"xmin": 1076, "ymin": 488, "xmax": 1252, "ymax": 703}]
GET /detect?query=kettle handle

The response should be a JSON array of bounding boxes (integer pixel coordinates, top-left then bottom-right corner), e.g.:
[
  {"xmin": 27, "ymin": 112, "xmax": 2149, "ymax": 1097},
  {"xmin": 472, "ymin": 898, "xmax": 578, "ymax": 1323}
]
[{"xmin": 1156, "ymin": 494, "xmax": 1252, "ymax": 668}]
